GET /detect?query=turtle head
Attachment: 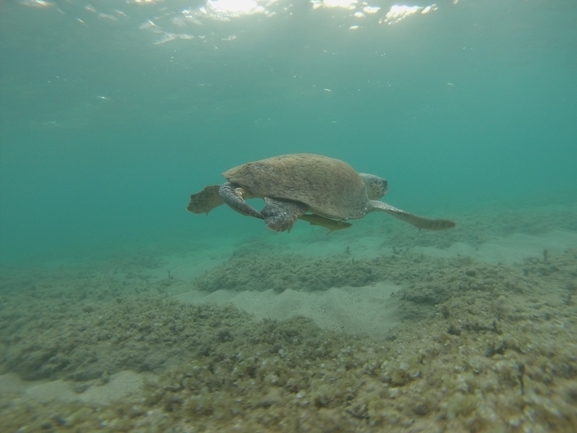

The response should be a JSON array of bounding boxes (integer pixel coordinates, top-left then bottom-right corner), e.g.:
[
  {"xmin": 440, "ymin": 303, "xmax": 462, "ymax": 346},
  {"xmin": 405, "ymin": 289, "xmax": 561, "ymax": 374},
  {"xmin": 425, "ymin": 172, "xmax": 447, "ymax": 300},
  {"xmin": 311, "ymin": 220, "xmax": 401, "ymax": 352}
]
[{"xmin": 359, "ymin": 173, "xmax": 388, "ymax": 199}]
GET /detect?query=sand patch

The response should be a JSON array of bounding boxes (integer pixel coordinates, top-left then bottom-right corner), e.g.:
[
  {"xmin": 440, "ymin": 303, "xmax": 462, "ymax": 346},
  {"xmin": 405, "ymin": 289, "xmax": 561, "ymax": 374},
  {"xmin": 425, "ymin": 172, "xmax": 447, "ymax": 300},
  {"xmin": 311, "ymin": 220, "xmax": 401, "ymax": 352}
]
[
  {"xmin": 174, "ymin": 281, "xmax": 401, "ymax": 335},
  {"xmin": 0, "ymin": 370, "xmax": 146, "ymax": 405}
]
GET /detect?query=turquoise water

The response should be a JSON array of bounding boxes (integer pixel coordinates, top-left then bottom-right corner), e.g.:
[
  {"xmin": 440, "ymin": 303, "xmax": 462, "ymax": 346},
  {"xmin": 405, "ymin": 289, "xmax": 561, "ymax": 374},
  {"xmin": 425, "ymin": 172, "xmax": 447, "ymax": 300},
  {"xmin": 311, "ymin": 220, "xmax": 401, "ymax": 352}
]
[{"xmin": 1, "ymin": 0, "xmax": 576, "ymax": 264}]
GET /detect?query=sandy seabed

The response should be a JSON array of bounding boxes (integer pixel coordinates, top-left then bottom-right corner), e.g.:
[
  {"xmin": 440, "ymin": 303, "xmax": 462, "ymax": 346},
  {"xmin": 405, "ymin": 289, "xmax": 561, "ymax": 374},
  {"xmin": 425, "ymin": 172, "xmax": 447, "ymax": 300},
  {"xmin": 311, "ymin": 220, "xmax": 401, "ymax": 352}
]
[{"xmin": 1, "ymin": 203, "xmax": 576, "ymax": 433}]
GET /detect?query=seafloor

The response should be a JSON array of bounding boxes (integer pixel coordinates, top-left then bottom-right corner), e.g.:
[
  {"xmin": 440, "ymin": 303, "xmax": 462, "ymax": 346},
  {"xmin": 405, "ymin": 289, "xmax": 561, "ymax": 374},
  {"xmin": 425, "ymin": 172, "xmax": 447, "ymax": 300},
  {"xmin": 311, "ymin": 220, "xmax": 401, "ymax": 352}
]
[{"xmin": 1, "ymin": 203, "xmax": 576, "ymax": 433}]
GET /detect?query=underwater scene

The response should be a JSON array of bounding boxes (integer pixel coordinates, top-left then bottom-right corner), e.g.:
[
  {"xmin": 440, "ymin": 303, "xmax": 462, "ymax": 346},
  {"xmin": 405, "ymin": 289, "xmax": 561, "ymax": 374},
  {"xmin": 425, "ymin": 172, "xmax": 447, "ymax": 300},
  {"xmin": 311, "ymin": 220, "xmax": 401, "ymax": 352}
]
[{"xmin": 0, "ymin": 0, "xmax": 576, "ymax": 432}]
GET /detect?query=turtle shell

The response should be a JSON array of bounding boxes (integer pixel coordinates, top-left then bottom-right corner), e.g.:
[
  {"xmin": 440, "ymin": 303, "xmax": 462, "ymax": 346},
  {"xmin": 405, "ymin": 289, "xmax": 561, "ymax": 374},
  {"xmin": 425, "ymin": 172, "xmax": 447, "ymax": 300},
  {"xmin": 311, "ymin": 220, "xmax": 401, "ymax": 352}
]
[{"xmin": 222, "ymin": 154, "xmax": 368, "ymax": 220}]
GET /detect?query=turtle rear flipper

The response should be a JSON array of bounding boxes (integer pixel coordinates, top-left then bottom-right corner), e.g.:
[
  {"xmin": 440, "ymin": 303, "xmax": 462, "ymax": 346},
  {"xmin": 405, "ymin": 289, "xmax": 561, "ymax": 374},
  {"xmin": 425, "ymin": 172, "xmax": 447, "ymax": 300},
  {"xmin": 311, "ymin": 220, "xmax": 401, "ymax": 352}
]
[
  {"xmin": 369, "ymin": 201, "xmax": 456, "ymax": 230},
  {"xmin": 261, "ymin": 198, "xmax": 309, "ymax": 232},
  {"xmin": 187, "ymin": 185, "xmax": 225, "ymax": 214}
]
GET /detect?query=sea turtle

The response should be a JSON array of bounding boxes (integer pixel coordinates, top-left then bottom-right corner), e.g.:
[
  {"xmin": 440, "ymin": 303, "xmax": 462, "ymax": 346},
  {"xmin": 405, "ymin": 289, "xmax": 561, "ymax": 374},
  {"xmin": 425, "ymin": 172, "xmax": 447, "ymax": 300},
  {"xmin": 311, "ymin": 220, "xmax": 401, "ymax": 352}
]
[{"xmin": 187, "ymin": 153, "xmax": 456, "ymax": 232}]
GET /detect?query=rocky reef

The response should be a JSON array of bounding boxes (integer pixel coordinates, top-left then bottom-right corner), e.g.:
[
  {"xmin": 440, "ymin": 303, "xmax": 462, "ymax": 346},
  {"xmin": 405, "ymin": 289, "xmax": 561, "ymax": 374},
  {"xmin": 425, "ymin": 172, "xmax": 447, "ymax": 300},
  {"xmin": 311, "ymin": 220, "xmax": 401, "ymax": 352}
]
[{"xmin": 1, "ymin": 243, "xmax": 576, "ymax": 432}]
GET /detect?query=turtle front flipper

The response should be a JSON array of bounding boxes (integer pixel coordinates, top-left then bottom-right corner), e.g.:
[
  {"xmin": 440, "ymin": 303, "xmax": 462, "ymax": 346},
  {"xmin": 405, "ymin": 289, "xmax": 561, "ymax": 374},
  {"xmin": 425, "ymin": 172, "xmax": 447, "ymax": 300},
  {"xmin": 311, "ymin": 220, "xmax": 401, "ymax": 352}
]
[
  {"xmin": 219, "ymin": 182, "xmax": 264, "ymax": 220},
  {"xmin": 187, "ymin": 185, "xmax": 225, "ymax": 214},
  {"xmin": 369, "ymin": 200, "xmax": 456, "ymax": 230},
  {"xmin": 261, "ymin": 198, "xmax": 309, "ymax": 232}
]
